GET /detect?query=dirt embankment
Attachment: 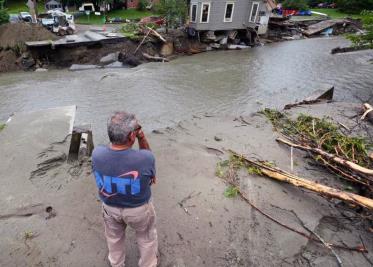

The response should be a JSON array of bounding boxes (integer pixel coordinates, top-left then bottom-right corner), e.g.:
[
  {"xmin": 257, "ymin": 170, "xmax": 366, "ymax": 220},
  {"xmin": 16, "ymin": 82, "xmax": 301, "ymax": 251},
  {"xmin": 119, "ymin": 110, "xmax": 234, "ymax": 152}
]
[
  {"xmin": 0, "ymin": 23, "xmax": 57, "ymax": 72},
  {"xmin": 29, "ymin": 29, "xmax": 206, "ymax": 69}
]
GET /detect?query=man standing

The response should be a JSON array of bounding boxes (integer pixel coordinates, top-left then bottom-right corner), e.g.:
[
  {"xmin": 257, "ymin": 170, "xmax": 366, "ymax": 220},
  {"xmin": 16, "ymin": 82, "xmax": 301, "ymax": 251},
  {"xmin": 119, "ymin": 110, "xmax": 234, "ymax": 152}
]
[{"xmin": 92, "ymin": 112, "xmax": 158, "ymax": 267}]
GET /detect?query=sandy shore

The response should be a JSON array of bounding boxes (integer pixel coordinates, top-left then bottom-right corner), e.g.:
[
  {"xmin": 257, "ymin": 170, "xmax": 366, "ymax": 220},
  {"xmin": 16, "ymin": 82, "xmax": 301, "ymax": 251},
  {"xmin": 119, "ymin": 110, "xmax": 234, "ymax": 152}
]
[{"xmin": 0, "ymin": 102, "xmax": 372, "ymax": 266}]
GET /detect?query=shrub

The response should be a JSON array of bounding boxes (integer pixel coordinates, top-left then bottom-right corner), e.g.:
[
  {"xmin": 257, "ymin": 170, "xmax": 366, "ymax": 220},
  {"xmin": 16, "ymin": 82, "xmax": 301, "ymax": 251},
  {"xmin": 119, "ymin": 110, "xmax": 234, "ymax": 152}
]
[
  {"xmin": 0, "ymin": 9, "xmax": 9, "ymax": 25},
  {"xmin": 336, "ymin": 0, "xmax": 373, "ymax": 14},
  {"xmin": 348, "ymin": 10, "xmax": 373, "ymax": 48},
  {"xmin": 154, "ymin": 0, "xmax": 187, "ymax": 31},
  {"xmin": 138, "ymin": 0, "xmax": 149, "ymax": 11},
  {"xmin": 282, "ymin": 0, "xmax": 309, "ymax": 10}
]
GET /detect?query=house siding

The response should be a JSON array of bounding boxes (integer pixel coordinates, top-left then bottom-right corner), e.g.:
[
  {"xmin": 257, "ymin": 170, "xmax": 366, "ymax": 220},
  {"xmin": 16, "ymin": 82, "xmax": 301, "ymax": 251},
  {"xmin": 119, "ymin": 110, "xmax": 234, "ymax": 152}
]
[{"xmin": 189, "ymin": 0, "xmax": 264, "ymax": 31}]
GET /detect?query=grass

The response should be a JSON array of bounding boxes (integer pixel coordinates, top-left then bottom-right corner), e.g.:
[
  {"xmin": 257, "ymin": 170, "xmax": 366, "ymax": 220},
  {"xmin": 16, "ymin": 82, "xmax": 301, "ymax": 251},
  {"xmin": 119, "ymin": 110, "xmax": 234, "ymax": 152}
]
[
  {"xmin": 311, "ymin": 8, "xmax": 363, "ymax": 19},
  {"xmin": 75, "ymin": 10, "xmax": 155, "ymax": 25},
  {"xmin": 5, "ymin": 0, "xmax": 155, "ymax": 25},
  {"xmin": 5, "ymin": 0, "xmax": 47, "ymax": 14},
  {"xmin": 0, "ymin": 123, "xmax": 4, "ymax": 131}
]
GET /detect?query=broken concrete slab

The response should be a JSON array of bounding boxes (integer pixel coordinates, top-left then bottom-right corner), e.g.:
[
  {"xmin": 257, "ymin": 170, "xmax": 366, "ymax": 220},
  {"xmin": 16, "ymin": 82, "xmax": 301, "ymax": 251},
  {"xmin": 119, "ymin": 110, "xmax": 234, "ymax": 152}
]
[
  {"xmin": 303, "ymin": 19, "xmax": 348, "ymax": 36},
  {"xmin": 0, "ymin": 106, "xmax": 76, "ymax": 212},
  {"xmin": 99, "ymin": 52, "xmax": 119, "ymax": 65},
  {"xmin": 69, "ymin": 64, "xmax": 101, "ymax": 71}
]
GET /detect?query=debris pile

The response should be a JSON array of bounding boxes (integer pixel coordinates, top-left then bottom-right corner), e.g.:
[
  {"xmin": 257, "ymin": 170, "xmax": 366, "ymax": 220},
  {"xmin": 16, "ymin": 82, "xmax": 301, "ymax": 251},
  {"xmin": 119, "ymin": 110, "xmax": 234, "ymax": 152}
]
[
  {"xmin": 267, "ymin": 17, "xmax": 362, "ymax": 42},
  {"xmin": 198, "ymin": 30, "xmax": 253, "ymax": 50},
  {"xmin": 261, "ymin": 108, "xmax": 373, "ymax": 200}
]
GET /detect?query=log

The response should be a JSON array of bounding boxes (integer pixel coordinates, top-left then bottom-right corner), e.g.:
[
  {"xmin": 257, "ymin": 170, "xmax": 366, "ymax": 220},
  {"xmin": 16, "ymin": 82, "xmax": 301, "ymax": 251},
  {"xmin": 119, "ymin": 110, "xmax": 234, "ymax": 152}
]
[
  {"xmin": 277, "ymin": 137, "xmax": 373, "ymax": 179},
  {"xmin": 260, "ymin": 168, "xmax": 373, "ymax": 209},
  {"xmin": 142, "ymin": 53, "xmax": 169, "ymax": 62},
  {"xmin": 284, "ymin": 86, "xmax": 334, "ymax": 110},
  {"xmin": 361, "ymin": 103, "xmax": 373, "ymax": 124},
  {"xmin": 146, "ymin": 27, "xmax": 166, "ymax": 43},
  {"xmin": 134, "ymin": 28, "xmax": 152, "ymax": 54},
  {"xmin": 229, "ymin": 151, "xmax": 373, "ymax": 210}
]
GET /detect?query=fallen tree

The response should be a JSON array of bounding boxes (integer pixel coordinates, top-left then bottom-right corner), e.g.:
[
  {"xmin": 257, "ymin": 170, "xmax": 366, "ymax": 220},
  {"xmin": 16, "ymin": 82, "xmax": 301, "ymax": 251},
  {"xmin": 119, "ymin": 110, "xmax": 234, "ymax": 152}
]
[
  {"xmin": 229, "ymin": 150, "xmax": 373, "ymax": 210},
  {"xmin": 216, "ymin": 152, "xmax": 369, "ymax": 254},
  {"xmin": 277, "ymin": 137, "xmax": 373, "ymax": 180},
  {"xmin": 261, "ymin": 109, "xmax": 373, "ymax": 195}
]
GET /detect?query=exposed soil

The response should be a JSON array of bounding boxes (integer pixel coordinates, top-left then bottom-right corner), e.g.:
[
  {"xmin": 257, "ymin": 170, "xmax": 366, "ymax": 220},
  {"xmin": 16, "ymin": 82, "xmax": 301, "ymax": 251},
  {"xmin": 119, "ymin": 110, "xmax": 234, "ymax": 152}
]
[
  {"xmin": 0, "ymin": 50, "xmax": 18, "ymax": 72},
  {"xmin": 0, "ymin": 23, "xmax": 57, "ymax": 49},
  {"xmin": 0, "ymin": 23, "xmax": 57, "ymax": 72}
]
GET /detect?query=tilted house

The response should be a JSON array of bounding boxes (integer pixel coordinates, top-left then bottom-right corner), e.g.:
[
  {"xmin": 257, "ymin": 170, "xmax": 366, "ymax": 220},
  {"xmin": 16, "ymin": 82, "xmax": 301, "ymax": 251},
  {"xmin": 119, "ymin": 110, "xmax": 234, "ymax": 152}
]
[{"xmin": 188, "ymin": 0, "xmax": 275, "ymax": 35}]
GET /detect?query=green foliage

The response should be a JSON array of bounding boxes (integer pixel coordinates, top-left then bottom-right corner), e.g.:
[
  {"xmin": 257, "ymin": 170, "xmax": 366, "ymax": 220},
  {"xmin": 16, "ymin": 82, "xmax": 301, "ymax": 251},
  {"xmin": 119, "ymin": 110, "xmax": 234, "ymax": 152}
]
[
  {"xmin": 120, "ymin": 22, "xmax": 141, "ymax": 39},
  {"xmin": 138, "ymin": 0, "xmax": 149, "ymax": 11},
  {"xmin": 224, "ymin": 185, "xmax": 239, "ymax": 198},
  {"xmin": 261, "ymin": 109, "xmax": 373, "ymax": 167},
  {"xmin": 282, "ymin": 0, "xmax": 309, "ymax": 10},
  {"xmin": 0, "ymin": 123, "xmax": 5, "ymax": 131},
  {"xmin": 247, "ymin": 166, "xmax": 262, "ymax": 175},
  {"xmin": 348, "ymin": 11, "xmax": 373, "ymax": 48},
  {"xmin": 0, "ymin": 8, "xmax": 9, "ymax": 25},
  {"xmin": 336, "ymin": 0, "xmax": 373, "ymax": 14},
  {"xmin": 154, "ymin": 0, "xmax": 187, "ymax": 30}
]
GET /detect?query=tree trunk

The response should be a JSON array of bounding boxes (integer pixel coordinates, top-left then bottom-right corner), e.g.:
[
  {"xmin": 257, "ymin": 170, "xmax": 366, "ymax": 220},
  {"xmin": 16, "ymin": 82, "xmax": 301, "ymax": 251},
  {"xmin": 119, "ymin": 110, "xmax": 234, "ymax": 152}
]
[
  {"xmin": 276, "ymin": 137, "xmax": 373, "ymax": 179},
  {"xmin": 230, "ymin": 151, "xmax": 373, "ymax": 210}
]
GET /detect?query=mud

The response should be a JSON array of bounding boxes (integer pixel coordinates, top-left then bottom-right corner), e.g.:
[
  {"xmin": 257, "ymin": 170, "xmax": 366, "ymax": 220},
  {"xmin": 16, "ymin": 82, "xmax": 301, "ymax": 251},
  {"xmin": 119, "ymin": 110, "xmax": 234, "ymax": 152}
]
[
  {"xmin": 0, "ymin": 102, "xmax": 372, "ymax": 266},
  {"xmin": 0, "ymin": 23, "xmax": 57, "ymax": 72}
]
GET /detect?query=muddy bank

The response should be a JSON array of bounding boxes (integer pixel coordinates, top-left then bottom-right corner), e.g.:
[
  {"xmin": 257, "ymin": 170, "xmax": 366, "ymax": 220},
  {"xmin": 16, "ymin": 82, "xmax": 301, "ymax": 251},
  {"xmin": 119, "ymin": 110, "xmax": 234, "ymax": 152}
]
[
  {"xmin": 0, "ymin": 23, "xmax": 57, "ymax": 73},
  {"xmin": 27, "ymin": 31, "xmax": 207, "ymax": 69},
  {"xmin": 0, "ymin": 102, "xmax": 372, "ymax": 266}
]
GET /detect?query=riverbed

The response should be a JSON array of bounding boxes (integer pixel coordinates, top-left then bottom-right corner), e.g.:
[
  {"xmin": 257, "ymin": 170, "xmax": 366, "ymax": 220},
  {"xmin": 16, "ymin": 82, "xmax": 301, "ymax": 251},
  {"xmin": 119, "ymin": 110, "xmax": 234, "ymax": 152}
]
[{"xmin": 0, "ymin": 37, "xmax": 372, "ymax": 142}]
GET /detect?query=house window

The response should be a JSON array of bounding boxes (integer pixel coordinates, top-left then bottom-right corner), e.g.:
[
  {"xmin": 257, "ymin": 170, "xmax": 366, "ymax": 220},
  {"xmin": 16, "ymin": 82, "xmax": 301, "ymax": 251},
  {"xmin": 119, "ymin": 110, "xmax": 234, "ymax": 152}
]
[
  {"xmin": 249, "ymin": 2, "xmax": 259, "ymax": 23},
  {"xmin": 190, "ymin": 3, "xmax": 197, "ymax": 23},
  {"xmin": 200, "ymin": 3, "xmax": 210, "ymax": 23},
  {"xmin": 224, "ymin": 2, "xmax": 234, "ymax": 22}
]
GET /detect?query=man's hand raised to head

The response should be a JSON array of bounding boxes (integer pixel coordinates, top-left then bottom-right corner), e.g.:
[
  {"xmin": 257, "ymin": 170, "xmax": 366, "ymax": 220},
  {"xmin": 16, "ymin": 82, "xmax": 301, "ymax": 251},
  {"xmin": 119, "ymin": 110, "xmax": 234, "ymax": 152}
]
[{"xmin": 135, "ymin": 126, "xmax": 151, "ymax": 150}]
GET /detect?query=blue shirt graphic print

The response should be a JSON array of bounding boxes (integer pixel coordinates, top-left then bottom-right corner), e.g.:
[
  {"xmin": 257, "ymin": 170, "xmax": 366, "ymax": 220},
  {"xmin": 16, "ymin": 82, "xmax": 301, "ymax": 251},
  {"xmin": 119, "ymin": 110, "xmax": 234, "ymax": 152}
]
[{"xmin": 92, "ymin": 146, "xmax": 156, "ymax": 208}]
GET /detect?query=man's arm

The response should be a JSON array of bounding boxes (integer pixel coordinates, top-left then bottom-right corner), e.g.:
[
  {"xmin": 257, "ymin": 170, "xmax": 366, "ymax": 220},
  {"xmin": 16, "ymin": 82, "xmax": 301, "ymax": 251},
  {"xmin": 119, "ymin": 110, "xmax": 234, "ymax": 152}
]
[{"xmin": 136, "ymin": 129, "xmax": 151, "ymax": 150}]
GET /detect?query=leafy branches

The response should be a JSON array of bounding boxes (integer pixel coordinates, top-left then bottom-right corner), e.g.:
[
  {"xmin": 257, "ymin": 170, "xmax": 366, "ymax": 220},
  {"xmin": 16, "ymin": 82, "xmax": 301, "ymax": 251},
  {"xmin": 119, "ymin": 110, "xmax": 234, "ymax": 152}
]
[{"xmin": 348, "ymin": 11, "xmax": 373, "ymax": 48}]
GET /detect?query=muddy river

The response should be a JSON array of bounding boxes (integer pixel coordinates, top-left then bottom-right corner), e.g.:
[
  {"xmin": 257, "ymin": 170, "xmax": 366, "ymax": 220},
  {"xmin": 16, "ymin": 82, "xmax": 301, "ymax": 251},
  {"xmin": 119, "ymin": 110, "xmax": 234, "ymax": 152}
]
[{"xmin": 0, "ymin": 37, "xmax": 372, "ymax": 142}]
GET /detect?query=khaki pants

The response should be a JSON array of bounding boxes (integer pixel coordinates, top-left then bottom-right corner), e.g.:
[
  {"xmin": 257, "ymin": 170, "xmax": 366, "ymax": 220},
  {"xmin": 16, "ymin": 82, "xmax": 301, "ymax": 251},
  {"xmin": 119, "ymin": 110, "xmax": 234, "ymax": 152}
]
[{"xmin": 102, "ymin": 201, "xmax": 158, "ymax": 267}]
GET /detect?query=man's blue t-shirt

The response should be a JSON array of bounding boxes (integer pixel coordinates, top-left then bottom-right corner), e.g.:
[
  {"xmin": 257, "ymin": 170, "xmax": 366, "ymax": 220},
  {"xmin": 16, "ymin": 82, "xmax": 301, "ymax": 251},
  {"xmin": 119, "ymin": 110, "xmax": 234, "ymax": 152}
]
[{"xmin": 92, "ymin": 145, "xmax": 156, "ymax": 208}]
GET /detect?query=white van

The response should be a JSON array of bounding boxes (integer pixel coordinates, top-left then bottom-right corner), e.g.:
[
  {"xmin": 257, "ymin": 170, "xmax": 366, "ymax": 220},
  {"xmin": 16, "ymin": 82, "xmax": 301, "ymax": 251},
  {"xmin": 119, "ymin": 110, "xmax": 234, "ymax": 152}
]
[{"xmin": 78, "ymin": 3, "xmax": 95, "ymax": 12}]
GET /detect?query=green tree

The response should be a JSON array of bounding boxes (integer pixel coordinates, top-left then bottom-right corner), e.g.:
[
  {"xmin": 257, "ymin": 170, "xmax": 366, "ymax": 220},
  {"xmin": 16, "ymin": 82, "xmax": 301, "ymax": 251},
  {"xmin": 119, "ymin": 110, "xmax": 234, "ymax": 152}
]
[
  {"xmin": 336, "ymin": 0, "xmax": 373, "ymax": 14},
  {"xmin": 282, "ymin": 0, "xmax": 309, "ymax": 10},
  {"xmin": 348, "ymin": 11, "xmax": 373, "ymax": 48},
  {"xmin": 155, "ymin": 0, "xmax": 187, "ymax": 32},
  {"xmin": 0, "ymin": 0, "xmax": 9, "ymax": 25},
  {"xmin": 138, "ymin": 0, "xmax": 149, "ymax": 11}
]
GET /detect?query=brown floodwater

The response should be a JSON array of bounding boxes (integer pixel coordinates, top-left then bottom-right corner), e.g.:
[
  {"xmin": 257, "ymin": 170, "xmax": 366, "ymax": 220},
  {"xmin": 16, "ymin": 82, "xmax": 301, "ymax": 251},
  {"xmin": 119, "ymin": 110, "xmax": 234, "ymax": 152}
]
[{"xmin": 0, "ymin": 37, "xmax": 372, "ymax": 143}]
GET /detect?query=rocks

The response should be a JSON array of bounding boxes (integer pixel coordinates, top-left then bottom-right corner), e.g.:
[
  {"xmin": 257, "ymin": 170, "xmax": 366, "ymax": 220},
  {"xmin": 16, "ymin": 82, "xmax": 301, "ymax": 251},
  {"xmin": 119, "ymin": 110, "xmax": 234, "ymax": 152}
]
[
  {"xmin": 69, "ymin": 64, "xmax": 101, "ymax": 71},
  {"xmin": 21, "ymin": 57, "xmax": 36, "ymax": 69},
  {"xmin": 99, "ymin": 52, "xmax": 119, "ymax": 65},
  {"xmin": 35, "ymin": 68, "xmax": 48, "ymax": 72},
  {"xmin": 118, "ymin": 53, "xmax": 142, "ymax": 67}
]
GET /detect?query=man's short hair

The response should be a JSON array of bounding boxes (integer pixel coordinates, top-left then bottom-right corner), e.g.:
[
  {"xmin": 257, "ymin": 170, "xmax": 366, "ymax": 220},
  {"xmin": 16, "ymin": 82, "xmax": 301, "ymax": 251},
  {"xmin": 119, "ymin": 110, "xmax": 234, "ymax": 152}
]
[{"xmin": 107, "ymin": 111, "xmax": 137, "ymax": 144}]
